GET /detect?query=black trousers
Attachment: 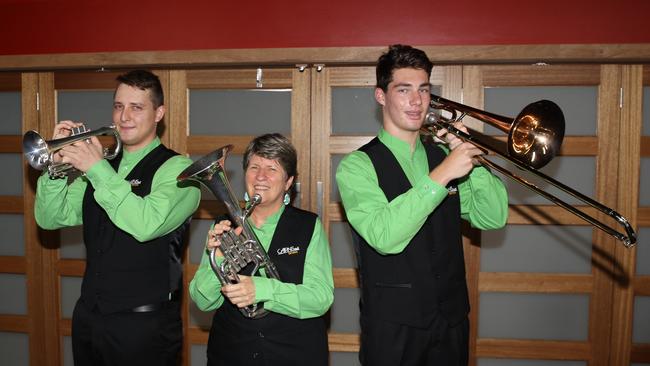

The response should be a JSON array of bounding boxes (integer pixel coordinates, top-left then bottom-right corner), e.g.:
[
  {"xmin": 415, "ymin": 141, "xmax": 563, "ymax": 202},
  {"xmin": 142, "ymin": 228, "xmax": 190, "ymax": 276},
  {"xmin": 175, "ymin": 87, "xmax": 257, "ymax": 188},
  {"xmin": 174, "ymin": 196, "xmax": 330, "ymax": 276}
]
[
  {"xmin": 359, "ymin": 314, "xmax": 469, "ymax": 366},
  {"xmin": 71, "ymin": 298, "xmax": 182, "ymax": 366}
]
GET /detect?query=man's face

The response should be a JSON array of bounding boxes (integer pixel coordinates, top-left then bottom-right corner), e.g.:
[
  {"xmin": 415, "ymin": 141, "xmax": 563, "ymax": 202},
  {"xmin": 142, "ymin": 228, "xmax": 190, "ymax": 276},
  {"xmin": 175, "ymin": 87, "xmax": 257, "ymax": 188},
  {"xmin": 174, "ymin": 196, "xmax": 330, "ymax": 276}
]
[
  {"xmin": 375, "ymin": 68, "xmax": 431, "ymax": 137},
  {"xmin": 112, "ymin": 84, "xmax": 164, "ymax": 152}
]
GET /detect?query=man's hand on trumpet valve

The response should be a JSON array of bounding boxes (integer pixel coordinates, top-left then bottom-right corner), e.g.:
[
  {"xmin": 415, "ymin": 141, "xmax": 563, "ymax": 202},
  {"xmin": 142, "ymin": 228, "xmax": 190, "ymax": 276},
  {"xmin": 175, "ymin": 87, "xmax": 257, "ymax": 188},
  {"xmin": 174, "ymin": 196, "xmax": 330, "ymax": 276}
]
[
  {"xmin": 51, "ymin": 121, "xmax": 84, "ymax": 164},
  {"xmin": 52, "ymin": 120, "xmax": 84, "ymax": 139},
  {"xmin": 55, "ymin": 121, "xmax": 105, "ymax": 173}
]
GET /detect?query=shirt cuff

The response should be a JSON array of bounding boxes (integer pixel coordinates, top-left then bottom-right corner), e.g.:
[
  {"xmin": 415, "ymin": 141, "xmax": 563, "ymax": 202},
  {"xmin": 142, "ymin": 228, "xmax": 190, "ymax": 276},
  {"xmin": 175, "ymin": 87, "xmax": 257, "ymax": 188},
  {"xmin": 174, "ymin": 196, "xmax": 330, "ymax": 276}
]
[
  {"xmin": 252, "ymin": 276, "xmax": 273, "ymax": 303},
  {"xmin": 415, "ymin": 174, "xmax": 449, "ymax": 201},
  {"xmin": 469, "ymin": 165, "xmax": 491, "ymax": 178},
  {"xmin": 197, "ymin": 271, "xmax": 222, "ymax": 298},
  {"xmin": 37, "ymin": 171, "xmax": 67, "ymax": 188},
  {"xmin": 84, "ymin": 159, "xmax": 115, "ymax": 186}
]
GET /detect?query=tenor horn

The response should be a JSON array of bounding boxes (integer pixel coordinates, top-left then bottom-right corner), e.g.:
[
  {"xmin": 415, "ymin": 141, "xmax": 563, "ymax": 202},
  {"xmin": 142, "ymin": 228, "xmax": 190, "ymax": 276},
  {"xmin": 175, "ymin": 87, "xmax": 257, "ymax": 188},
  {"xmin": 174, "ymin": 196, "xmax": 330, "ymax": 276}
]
[
  {"xmin": 23, "ymin": 125, "xmax": 122, "ymax": 178},
  {"xmin": 177, "ymin": 145, "xmax": 281, "ymax": 319},
  {"xmin": 424, "ymin": 93, "xmax": 636, "ymax": 248}
]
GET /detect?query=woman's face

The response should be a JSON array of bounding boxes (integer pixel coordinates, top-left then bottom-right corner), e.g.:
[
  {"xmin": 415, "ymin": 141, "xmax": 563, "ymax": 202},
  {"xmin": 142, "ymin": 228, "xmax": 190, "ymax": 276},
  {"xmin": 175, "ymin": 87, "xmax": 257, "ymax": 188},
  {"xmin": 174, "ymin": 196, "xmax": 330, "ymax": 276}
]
[{"xmin": 245, "ymin": 154, "xmax": 294, "ymax": 211}]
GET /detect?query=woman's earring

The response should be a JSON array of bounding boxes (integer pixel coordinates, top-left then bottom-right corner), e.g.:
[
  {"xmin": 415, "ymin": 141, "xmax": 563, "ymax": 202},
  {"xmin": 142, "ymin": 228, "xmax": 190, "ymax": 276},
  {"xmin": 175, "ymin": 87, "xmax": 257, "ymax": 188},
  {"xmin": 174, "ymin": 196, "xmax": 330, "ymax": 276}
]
[
  {"xmin": 283, "ymin": 192, "xmax": 290, "ymax": 206},
  {"xmin": 244, "ymin": 192, "xmax": 250, "ymax": 202}
]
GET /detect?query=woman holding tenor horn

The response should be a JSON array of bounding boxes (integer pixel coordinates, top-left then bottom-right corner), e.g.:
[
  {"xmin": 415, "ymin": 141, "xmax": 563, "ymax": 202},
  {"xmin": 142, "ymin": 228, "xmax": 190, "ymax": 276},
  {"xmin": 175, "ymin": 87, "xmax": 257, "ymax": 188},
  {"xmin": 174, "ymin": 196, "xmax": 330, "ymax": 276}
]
[{"xmin": 189, "ymin": 133, "xmax": 334, "ymax": 366}]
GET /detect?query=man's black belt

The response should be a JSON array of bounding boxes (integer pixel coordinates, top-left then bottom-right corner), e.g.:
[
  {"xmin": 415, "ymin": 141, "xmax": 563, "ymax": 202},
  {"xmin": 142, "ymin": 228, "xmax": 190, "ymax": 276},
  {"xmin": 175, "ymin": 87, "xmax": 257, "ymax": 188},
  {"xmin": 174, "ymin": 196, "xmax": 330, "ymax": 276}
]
[{"xmin": 130, "ymin": 290, "xmax": 181, "ymax": 313}]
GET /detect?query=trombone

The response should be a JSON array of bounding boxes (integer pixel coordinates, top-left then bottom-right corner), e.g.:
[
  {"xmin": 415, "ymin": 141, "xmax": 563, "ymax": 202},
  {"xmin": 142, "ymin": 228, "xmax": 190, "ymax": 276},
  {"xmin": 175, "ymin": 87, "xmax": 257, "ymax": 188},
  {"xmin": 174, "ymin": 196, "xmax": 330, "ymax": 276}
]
[{"xmin": 424, "ymin": 94, "xmax": 637, "ymax": 248}]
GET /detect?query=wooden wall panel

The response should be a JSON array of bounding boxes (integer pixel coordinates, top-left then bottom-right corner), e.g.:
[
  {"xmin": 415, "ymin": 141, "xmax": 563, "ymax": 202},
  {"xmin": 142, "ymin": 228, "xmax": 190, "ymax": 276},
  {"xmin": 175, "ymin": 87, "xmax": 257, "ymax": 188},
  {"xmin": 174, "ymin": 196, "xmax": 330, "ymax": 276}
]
[{"xmin": 5, "ymin": 47, "xmax": 647, "ymax": 366}]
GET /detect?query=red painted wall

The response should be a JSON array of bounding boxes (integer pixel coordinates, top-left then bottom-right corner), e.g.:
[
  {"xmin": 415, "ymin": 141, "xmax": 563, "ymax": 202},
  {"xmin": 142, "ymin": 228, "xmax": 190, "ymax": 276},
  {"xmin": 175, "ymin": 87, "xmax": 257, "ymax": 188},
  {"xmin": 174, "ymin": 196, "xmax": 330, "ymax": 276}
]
[{"xmin": 1, "ymin": 0, "xmax": 649, "ymax": 56}]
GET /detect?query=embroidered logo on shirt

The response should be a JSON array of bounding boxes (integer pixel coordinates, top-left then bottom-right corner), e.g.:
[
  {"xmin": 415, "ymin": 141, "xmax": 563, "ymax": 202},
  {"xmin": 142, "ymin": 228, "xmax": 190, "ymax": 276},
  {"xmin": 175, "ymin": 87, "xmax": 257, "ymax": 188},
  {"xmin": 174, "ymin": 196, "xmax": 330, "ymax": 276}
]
[
  {"xmin": 447, "ymin": 186, "xmax": 458, "ymax": 195},
  {"xmin": 277, "ymin": 246, "xmax": 300, "ymax": 256},
  {"xmin": 129, "ymin": 179, "xmax": 142, "ymax": 187}
]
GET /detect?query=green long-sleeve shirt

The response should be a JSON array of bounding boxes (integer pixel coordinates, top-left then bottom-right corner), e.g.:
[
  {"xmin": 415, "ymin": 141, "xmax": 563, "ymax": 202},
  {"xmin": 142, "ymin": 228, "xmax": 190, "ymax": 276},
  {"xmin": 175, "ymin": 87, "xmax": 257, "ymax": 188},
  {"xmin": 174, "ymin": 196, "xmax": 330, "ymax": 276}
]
[
  {"xmin": 189, "ymin": 205, "xmax": 334, "ymax": 319},
  {"xmin": 336, "ymin": 129, "xmax": 508, "ymax": 255},
  {"xmin": 34, "ymin": 137, "xmax": 201, "ymax": 242}
]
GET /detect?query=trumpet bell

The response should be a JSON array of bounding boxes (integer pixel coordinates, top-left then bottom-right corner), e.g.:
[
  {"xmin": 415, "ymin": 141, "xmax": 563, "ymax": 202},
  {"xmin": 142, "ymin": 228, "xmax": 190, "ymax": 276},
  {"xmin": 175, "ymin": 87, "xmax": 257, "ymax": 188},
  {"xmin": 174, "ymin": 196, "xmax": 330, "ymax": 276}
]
[
  {"xmin": 509, "ymin": 100, "xmax": 565, "ymax": 169},
  {"xmin": 23, "ymin": 130, "xmax": 51, "ymax": 170}
]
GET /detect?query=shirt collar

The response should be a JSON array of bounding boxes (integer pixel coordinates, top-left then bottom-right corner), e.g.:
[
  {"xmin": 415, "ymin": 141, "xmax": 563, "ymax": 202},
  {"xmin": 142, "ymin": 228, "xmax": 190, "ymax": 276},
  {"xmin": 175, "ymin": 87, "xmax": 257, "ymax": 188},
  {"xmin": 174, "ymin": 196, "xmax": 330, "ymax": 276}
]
[
  {"xmin": 121, "ymin": 137, "xmax": 161, "ymax": 164},
  {"xmin": 377, "ymin": 128, "xmax": 424, "ymax": 160},
  {"xmin": 249, "ymin": 204, "xmax": 285, "ymax": 231}
]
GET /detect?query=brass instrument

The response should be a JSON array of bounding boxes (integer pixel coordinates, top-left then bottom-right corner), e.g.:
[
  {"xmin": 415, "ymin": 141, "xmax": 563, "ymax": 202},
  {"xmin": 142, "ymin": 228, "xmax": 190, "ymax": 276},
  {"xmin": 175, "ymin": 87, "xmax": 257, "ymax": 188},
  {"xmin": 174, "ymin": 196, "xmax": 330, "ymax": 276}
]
[
  {"xmin": 424, "ymin": 93, "xmax": 637, "ymax": 248},
  {"xmin": 177, "ymin": 145, "xmax": 281, "ymax": 318},
  {"xmin": 23, "ymin": 125, "xmax": 122, "ymax": 178}
]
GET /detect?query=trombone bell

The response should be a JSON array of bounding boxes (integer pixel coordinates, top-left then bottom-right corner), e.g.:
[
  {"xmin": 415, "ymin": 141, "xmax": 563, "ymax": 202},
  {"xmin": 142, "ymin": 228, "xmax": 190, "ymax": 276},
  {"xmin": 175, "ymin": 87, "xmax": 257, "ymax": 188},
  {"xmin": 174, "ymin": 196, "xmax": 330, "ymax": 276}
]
[
  {"xmin": 509, "ymin": 100, "xmax": 565, "ymax": 169},
  {"xmin": 428, "ymin": 94, "xmax": 565, "ymax": 169}
]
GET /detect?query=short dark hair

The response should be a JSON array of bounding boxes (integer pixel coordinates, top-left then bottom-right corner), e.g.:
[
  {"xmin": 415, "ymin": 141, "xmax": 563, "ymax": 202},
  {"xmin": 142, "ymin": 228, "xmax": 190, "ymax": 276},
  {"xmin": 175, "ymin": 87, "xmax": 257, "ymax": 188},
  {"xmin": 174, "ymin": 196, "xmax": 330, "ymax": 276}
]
[
  {"xmin": 376, "ymin": 44, "xmax": 433, "ymax": 91},
  {"xmin": 115, "ymin": 70, "xmax": 164, "ymax": 108},
  {"xmin": 243, "ymin": 133, "xmax": 298, "ymax": 183}
]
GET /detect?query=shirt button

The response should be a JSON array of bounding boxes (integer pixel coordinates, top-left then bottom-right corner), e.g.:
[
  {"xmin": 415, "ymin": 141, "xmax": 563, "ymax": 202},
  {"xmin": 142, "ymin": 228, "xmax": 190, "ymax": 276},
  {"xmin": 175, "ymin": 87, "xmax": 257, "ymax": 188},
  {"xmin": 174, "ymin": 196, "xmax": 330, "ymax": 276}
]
[
  {"xmin": 252, "ymin": 352, "xmax": 259, "ymax": 359},
  {"xmin": 258, "ymin": 331, "xmax": 264, "ymax": 338}
]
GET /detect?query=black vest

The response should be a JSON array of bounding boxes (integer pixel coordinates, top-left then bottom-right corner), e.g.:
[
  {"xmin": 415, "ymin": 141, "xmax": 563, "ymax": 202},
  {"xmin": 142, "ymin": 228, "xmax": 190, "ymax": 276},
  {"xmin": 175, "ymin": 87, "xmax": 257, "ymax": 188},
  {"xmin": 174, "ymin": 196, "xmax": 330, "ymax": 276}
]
[
  {"xmin": 352, "ymin": 137, "xmax": 469, "ymax": 328},
  {"xmin": 81, "ymin": 144, "xmax": 190, "ymax": 314},
  {"xmin": 207, "ymin": 206, "xmax": 328, "ymax": 366}
]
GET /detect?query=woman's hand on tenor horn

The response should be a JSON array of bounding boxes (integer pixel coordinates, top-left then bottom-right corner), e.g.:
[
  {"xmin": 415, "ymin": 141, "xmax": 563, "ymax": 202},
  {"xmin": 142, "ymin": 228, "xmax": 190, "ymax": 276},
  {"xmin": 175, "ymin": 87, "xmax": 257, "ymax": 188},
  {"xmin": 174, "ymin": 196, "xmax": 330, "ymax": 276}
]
[
  {"xmin": 207, "ymin": 220, "xmax": 243, "ymax": 257},
  {"xmin": 222, "ymin": 275, "xmax": 256, "ymax": 308}
]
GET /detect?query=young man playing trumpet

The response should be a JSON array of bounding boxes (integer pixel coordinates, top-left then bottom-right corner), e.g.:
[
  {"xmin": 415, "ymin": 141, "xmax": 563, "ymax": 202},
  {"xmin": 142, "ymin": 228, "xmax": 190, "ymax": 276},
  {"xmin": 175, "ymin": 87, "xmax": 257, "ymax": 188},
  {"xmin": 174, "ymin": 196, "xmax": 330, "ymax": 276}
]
[{"xmin": 34, "ymin": 70, "xmax": 200, "ymax": 366}]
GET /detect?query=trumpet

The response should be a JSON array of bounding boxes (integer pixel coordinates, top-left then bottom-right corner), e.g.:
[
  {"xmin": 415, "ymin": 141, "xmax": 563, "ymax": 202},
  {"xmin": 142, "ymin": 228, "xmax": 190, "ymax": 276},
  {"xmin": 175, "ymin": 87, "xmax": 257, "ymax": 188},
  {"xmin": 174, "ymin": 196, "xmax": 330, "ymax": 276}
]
[
  {"xmin": 23, "ymin": 125, "xmax": 122, "ymax": 178},
  {"xmin": 424, "ymin": 93, "xmax": 637, "ymax": 248}
]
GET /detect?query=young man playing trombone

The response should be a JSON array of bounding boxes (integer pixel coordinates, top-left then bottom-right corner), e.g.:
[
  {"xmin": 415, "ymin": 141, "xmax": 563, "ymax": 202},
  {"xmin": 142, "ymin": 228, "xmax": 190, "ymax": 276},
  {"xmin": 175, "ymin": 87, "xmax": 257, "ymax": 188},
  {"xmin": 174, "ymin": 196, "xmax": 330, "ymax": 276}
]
[
  {"xmin": 34, "ymin": 70, "xmax": 200, "ymax": 366},
  {"xmin": 336, "ymin": 45, "xmax": 508, "ymax": 365}
]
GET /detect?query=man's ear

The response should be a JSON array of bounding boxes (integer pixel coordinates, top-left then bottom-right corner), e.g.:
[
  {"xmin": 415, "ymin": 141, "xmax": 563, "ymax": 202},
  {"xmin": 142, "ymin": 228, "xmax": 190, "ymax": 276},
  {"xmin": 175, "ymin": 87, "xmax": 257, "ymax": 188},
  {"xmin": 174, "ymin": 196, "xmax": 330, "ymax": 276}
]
[
  {"xmin": 375, "ymin": 88, "xmax": 386, "ymax": 106},
  {"xmin": 155, "ymin": 105, "xmax": 165, "ymax": 123}
]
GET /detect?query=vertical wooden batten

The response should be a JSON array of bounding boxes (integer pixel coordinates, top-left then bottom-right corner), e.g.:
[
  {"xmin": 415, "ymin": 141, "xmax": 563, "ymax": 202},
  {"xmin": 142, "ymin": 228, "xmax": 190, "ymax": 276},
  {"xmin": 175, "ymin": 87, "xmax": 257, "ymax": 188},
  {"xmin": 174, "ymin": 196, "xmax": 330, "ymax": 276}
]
[
  {"xmin": 21, "ymin": 72, "xmax": 46, "ymax": 366},
  {"xmin": 291, "ymin": 67, "xmax": 312, "ymax": 210},
  {"xmin": 155, "ymin": 70, "xmax": 172, "ymax": 147},
  {"xmin": 609, "ymin": 64, "xmax": 643, "ymax": 365},
  {"xmin": 165, "ymin": 69, "xmax": 191, "ymax": 365},
  {"xmin": 35, "ymin": 71, "xmax": 63, "ymax": 366},
  {"xmin": 590, "ymin": 64, "xmax": 623, "ymax": 366},
  {"xmin": 310, "ymin": 66, "xmax": 330, "ymax": 229}
]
